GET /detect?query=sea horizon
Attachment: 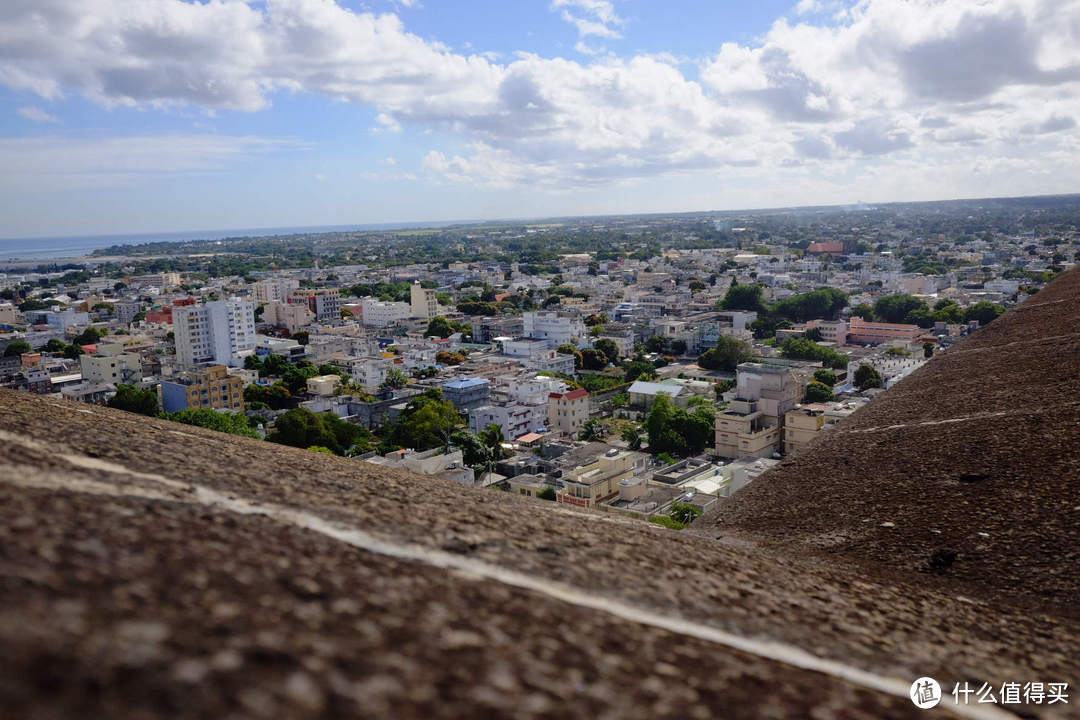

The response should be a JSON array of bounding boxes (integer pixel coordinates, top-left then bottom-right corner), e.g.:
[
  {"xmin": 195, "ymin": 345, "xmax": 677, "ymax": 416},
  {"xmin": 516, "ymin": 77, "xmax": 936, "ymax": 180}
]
[{"xmin": 0, "ymin": 220, "xmax": 473, "ymax": 262}]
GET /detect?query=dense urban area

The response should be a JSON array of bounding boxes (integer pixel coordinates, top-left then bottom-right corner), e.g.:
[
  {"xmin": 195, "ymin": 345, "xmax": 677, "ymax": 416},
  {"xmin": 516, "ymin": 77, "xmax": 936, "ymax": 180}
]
[{"xmin": 2, "ymin": 194, "xmax": 1077, "ymax": 528}]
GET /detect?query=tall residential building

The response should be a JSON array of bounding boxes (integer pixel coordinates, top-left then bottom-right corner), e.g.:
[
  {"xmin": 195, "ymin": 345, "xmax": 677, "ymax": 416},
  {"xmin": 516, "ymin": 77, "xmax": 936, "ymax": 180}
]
[
  {"xmin": 252, "ymin": 277, "xmax": 300, "ymax": 304},
  {"xmin": 160, "ymin": 365, "xmax": 245, "ymax": 413},
  {"xmin": 289, "ymin": 289, "xmax": 342, "ymax": 326},
  {"xmin": 174, "ymin": 300, "xmax": 256, "ymax": 368},
  {"xmin": 410, "ymin": 281, "xmax": 439, "ymax": 320},
  {"xmin": 547, "ymin": 388, "xmax": 589, "ymax": 436},
  {"xmin": 359, "ymin": 297, "xmax": 410, "ymax": 327}
]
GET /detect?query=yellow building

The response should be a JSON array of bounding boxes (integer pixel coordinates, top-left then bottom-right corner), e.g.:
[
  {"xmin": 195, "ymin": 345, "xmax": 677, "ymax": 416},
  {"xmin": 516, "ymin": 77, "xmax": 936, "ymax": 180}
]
[
  {"xmin": 783, "ymin": 405, "xmax": 827, "ymax": 456},
  {"xmin": 558, "ymin": 449, "xmax": 639, "ymax": 509},
  {"xmin": 715, "ymin": 398, "xmax": 782, "ymax": 459},
  {"xmin": 160, "ymin": 365, "xmax": 245, "ymax": 413}
]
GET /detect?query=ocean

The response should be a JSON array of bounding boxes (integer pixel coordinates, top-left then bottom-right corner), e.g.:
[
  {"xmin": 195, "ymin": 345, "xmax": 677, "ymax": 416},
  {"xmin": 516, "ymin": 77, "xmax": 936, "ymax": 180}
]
[{"xmin": 0, "ymin": 220, "xmax": 469, "ymax": 262}]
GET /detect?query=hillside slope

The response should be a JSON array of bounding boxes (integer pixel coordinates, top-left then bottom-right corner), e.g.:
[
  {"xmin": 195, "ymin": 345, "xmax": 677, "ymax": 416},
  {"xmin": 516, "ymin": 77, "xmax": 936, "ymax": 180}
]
[{"xmin": 702, "ymin": 267, "xmax": 1080, "ymax": 617}]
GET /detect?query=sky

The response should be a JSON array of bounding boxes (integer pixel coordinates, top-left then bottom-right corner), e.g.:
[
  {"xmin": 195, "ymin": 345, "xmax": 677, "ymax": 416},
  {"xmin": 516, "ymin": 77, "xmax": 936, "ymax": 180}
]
[{"xmin": 1, "ymin": 0, "xmax": 1079, "ymax": 238}]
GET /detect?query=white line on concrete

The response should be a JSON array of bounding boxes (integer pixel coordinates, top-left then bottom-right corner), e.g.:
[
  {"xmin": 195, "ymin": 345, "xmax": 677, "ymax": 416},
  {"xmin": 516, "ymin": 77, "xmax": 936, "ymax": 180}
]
[{"xmin": 0, "ymin": 435, "xmax": 1015, "ymax": 720}]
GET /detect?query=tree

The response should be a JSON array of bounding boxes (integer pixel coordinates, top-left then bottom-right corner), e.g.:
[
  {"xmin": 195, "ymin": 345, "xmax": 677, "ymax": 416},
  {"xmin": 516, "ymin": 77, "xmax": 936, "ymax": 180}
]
[
  {"xmin": 963, "ymin": 301, "xmax": 1005, "ymax": 326},
  {"xmin": 579, "ymin": 348, "xmax": 607, "ymax": 371},
  {"xmin": 593, "ymin": 338, "xmax": 620, "ymax": 365},
  {"xmin": 436, "ymin": 350, "xmax": 465, "ymax": 366},
  {"xmin": 245, "ymin": 382, "xmax": 292, "ymax": 410},
  {"xmin": 537, "ymin": 487, "xmax": 557, "ymax": 501},
  {"xmin": 644, "ymin": 395, "xmax": 714, "ymax": 456},
  {"xmin": 623, "ymin": 358, "xmax": 656, "ymax": 383},
  {"xmin": 720, "ymin": 284, "xmax": 765, "ymax": 312},
  {"xmin": 426, "ymin": 316, "xmax": 455, "ymax": 339},
  {"xmin": 621, "ymin": 425, "xmax": 643, "ymax": 450},
  {"xmin": 873, "ymin": 294, "xmax": 927, "ymax": 324},
  {"xmin": 63, "ymin": 344, "xmax": 85, "ymax": 360},
  {"xmin": 698, "ymin": 337, "xmax": 752, "ymax": 372},
  {"xmin": 583, "ymin": 312, "xmax": 608, "ymax": 326},
  {"xmin": 44, "ymin": 338, "xmax": 68, "ymax": 353},
  {"xmin": 578, "ymin": 418, "xmax": 608, "ymax": 442},
  {"xmin": 379, "ymin": 368, "xmax": 408, "ymax": 391},
  {"xmin": 450, "ymin": 429, "xmax": 494, "ymax": 470},
  {"xmin": 163, "ymin": 409, "xmax": 260, "ymax": 439},
  {"xmin": 668, "ymin": 502, "xmax": 702, "ymax": 526},
  {"xmin": 390, "ymin": 389, "xmax": 461, "ymax": 451},
  {"xmin": 108, "ymin": 384, "xmax": 160, "ymax": 416},
  {"xmin": 644, "ymin": 335, "xmax": 666, "ymax": 353},
  {"xmin": 849, "ymin": 303, "xmax": 875, "ymax": 321},
  {"xmin": 904, "ymin": 307, "xmax": 934, "ymax": 328},
  {"xmin": 779, "ymin": 337, "xmax": 848, "ymax": 370},
  {"xmin": 669, "ymin": 339, "xmax": 687, "ymax": 355},
  {"xmin": 923, "ymin": 342, "xmax": 935, "ymax": 358},
  {"xmin": 854, "ymin": 364, "xmax": 884, "ymax": 391},
  {"xmin": 292, "ymin": 330, "xmax": 310, "ymax": 346},
  {"xmin": 812, "ymin": 368, "xmax": 837, "ymax": 387},
  {"xmin": 266, "ymin": 408, "xmax": 361, "ymax": 455},
  {"xmin": 804, "ymin": 381, "xmax": 834, "ymax": 403},
  {"xmin": 73, "ymin": 327, "xmax": 101, "ymax": 346},
  {"xmin": 3, "ymin": 340, "xmax": 30, "ymax": 357},
  {"xmin": 771, "ymin": 288, "xmax": 848, "ymax": 322}
]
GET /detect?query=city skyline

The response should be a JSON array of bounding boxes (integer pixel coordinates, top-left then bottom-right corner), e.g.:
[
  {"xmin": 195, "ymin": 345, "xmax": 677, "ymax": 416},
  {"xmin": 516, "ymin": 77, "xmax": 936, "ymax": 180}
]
[{"xmin": 2, "ymin": 0, "xmax": 1079, "ymax": 237}]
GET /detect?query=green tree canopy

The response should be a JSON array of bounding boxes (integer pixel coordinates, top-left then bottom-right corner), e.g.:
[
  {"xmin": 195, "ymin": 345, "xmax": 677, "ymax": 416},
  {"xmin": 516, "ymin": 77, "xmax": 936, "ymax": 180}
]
[
  {"xmin": 163, "ymin": 409, "xmax": 259, "ymax": 439},
  {"xmin": 804, "ymin": 381, "xmax": 834, "ymax": 403},
  {"xmin": 779, "ymin": 337, "xmax": 849, "ymax": 369},
  {"xmin": 812, "ymin": 368, "xmax": 837, "ymax": 386},
  {"xmin": 266, "ymin": 408, "xmax": 361, "ymax": 455},
  {"xmin": 425, "ymin": 316, "xmax": 455, "ymax": 338},
  {"xmin": 579, "ymin": 347, "xmax": 607, "ymax": 371},
  {"xmin": 593, "ymin": 338, "xmax": 620, "ymax": 365},
  {"xmin": 963, "ymin": 301, "xmax": 1006, "ymax": 326},
  {"xmin": 854, "ymin": 364, "xmax": 884, "ymax": 391},
  {"xmin": 698, "ymin": 337, "xmax": 752, "ymax": 372},
  {"xmin": 389, "ymin": 389, "xmax": 461, "ymax": 451},
  {"xmin": 719, "ymin": 284, "xmax": 766, "ymax": 312},
  {"xmin": 3, "ymin": 340, "xmax": 30, "ymax": 357},
  {"xmin": 108, "ymin": 384, "xmax": 160, "ymax": 416},
  {"xmin": 771, "ymin": 287, "xmax": 848, "ymax": 322},
  {"xmin": 644, "ymin": 395, "xmax": 714, "ymax": 456},
  {"xmin": 873, "ymin": 294, "xmax": 928, "ymax": 324}
]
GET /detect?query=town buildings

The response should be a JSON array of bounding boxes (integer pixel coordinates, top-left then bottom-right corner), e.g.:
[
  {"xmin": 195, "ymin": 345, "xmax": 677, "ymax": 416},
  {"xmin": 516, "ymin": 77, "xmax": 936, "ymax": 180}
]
[
  {"xmin": 160, "ymin": 365, "xmax": 245, "ymax": 413},
  {"xmin": 173, "ymin": 300, "xmax": 256, "ymax": 368}
]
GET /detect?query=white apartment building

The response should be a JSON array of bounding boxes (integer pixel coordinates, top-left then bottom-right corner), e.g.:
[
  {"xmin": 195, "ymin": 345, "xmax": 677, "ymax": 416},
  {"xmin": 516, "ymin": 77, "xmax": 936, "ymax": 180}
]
[
  {"xmin": 252, "ymin": 277, "xmax": 300, "ymax": 304},
  {"xmin": 410, "ymin": 281, "xmax": 439, "ymax": 320},
  {"xmin": 174, "ymin": 300, "xmax": 256, "ymax": 368},
  {"xmin": 360, "ymin": 297, "xmax": 411, "ymax": 328},
  {"xmin": 469, "ymin": 403, "xmax": 547, "ymax": 441},
  {"xmin": 522, "ymin": 311, "xmax": 588, "ymax": 348},
  {"xmin": 79, "ymin": 344, "xmax": 142, "ymax": 385}
]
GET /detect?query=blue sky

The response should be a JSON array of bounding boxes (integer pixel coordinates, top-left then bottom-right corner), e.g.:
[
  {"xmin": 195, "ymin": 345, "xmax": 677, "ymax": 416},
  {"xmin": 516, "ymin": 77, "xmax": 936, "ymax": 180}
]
[{"xmin": 1, "ymin": 0, "xmax": 1078, "ymax": 238}]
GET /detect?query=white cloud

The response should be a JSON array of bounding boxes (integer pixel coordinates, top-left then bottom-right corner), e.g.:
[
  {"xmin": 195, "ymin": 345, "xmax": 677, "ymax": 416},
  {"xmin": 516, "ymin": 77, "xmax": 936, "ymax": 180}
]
[
  {"xmin": 0, "ymin": 0, "xmax": 1078, "ymax": 197},
  {"xmin": 17, "ymin": 106, "xmax": 60, "ymax": 123},
  {"xmin": 551, "ymin": 0, "xmax": 623, "ymax": 41}
]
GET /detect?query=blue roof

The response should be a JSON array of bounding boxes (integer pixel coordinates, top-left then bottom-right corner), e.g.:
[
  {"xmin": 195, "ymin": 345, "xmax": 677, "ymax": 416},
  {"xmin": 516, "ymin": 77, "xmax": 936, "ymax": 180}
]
[{"xmin": 443, "ymin": 378, "xmax": 489, "ymax": 390}]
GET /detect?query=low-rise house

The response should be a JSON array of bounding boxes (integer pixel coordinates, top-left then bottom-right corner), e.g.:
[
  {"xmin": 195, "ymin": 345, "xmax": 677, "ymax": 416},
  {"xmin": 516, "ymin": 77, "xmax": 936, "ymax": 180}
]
[{"xmin": 558, "ymin": 448, "xmax": 646, "ymax": 509}]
